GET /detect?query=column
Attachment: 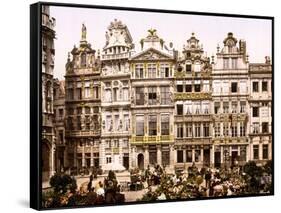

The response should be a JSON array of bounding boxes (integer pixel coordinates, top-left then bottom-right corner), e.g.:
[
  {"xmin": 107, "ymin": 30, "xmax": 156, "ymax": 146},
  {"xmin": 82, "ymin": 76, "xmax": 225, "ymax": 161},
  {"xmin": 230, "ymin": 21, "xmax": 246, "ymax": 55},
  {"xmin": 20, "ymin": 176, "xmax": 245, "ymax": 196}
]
[
  {"xmin": 210, "ymin": 145, "xmax": 215, "ymax": 168},
  {"xmin": 169, "ymin": 145, "xmax": 174, "ymax": 167},
  {"xmin": 82, "ymin": 144, "xmax": 85, "ymax": 167},
  {"xmin": 192, "ymin": 149, "xmax": 195, "ymax": 163},
  {"xmin": 259, "ymin": 142, "xmax": 263, "ymax": 160},
  {"xmin": 220, "ymin": 146, "xmax": 224, "ymax": 164},
  {"xmin": 50, "ymin": 144, "xmax": 55, "ymax": 176},
  {"xmin": 131, "ymin": 146, "xmax": 136, "ymax": 168},
  {"xmin": 90, "ymin": 144, "xmax": 94, "ymax": 167},
  {"xmin": 200, "ymin": 148, "xmax": 204, "ymax": 166},
  {"xmin": 99, "ymin": 139, "xmax": 105, "ymax": 167},
  {"xmin": 144, "ymin": 146, "xmax": 149, "ymax": 168},
  {"xmin": 157, "ymin": 145, "xmax": 162, "ymax": 166}
]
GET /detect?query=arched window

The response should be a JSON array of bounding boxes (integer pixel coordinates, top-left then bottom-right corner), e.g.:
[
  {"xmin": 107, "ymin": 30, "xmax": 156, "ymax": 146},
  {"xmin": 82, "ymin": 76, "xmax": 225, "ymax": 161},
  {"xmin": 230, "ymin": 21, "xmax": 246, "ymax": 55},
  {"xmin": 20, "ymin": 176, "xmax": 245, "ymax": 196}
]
[{"xmin": 81, "ymin": 53, "xmax": 87, "ymax": 67}]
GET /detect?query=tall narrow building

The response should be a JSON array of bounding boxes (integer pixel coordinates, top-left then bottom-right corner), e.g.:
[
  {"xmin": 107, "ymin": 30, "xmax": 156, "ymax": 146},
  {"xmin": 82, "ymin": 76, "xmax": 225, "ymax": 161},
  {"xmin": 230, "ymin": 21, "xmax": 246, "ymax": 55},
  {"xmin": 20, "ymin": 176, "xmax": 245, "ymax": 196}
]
[
  {"xmin": 130, "ymin": 29, "xmax": 176, "ymax": 170},
  {"xmin": 248, "ymin": 57, "xmax": 272, "ymax": 164},
  {"xmin": 212, "ymin": 33, "xmax": 249, "ymax": 168},
  {"xmin": 53, "ymin": 79, "xmax": 66, "ymax": 172},
  {"xmin": 65, "ymin": 24, "xmax": 101, "ymax": 173},
  {"xmin": 42, "ymin": 5, "xmax": 56, "ymax": 181},
  {"xmin": 100, "ymin": 19, "xmax": 133, "ymax": 170},
  {"xmin": 174, "ymin": 33, "xmax": 212, "ymax": 170}
]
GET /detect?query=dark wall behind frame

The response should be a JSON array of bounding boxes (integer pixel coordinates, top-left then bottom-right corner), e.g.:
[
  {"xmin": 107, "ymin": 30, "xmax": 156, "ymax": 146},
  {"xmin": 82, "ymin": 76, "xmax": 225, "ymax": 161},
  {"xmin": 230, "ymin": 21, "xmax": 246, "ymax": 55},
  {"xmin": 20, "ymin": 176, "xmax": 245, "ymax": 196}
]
[{"xmin": 30, "ymin": 1, "xmax": 274, "ymax": 210}]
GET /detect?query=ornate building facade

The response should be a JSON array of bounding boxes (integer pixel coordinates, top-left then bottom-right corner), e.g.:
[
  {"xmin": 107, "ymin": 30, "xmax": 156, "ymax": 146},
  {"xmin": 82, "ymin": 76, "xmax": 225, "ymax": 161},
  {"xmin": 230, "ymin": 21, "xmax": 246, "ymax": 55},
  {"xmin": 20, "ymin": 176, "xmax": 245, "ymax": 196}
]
[
  {"xmin": 42, "ymin": 5, "xmax": 56, "ymax": 181},
  {"xmin": 248, "ymin": 57, "xmax": 272, "ymax": 165},
  {"xmin": 100, "ymin": 19, "xmax": 133, "ymax": 170},
  {"xmin": 212, "ymin": 33, "xmax": 249, "ymax": 168},
  {"xmin": 53, "ymin": 24, "xmax": 272, "ymax": 175},
  {"xmin": 130, "ymin": 29, "xmax": 176, "ymax": 170},
  {"xmin": 174, "ymin": 33, "xmax": 213, "ymax": 170},
  {"xmin": 64, "ymin": 25, "xmax": 101, "ymax": 171}
]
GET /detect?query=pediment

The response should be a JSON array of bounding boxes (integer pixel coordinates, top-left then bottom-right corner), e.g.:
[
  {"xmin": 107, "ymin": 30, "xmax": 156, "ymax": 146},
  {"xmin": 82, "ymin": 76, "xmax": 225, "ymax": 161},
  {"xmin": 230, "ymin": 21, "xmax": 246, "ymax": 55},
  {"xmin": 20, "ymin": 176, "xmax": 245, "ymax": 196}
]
[{"xmin": 131, "ymin": 48, "xmax": 173, "ymax": 61}]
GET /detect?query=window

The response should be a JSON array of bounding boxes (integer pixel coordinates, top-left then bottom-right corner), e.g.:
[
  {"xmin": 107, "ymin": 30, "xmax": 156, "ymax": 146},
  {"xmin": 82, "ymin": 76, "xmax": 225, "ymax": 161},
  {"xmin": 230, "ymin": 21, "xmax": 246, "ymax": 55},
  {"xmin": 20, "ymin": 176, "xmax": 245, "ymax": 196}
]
[
  {"xmin": 67, "ymin": 88, "xmax": 74, "ymax": 100},
  {"xmin": 106, "ymin": 116, "xmax": 112, "ymax": 131},
  {"xmin": 106, "ymin": 157, "xmax": 112, "ymax": 164},
  {"xmin": 59, "ymin": 130, "xmax": 64, "ymax": 143},
  {"xmin": 231, "ymin": 102, "xmax": 237, "ymax": 113},
  {"xmin": 148, "ymin": 87, "xmax": 157, "ymax": 105},
  {"xmin": 252, "ymin": 83, "xmax": 260, "ymax": 95},
  {"xmin": 124, "ymin": 115, "xmax": 129, "ymax": 131},
  {"xmin": 253, "ymin": 123, "xmax": 259, "ymax": 134},
  {"xmin": 185, "ymin": 84, "xmax": 192, "ymax": 92},
  {"xmin": 262, "ymin": 122, "xmax": 269, "ymax": 133},
  {"xmin": 240, "ymin": 122, "xmax": 245, "ymax": 136},
  {"xmin": 186, "ymin": 123, "xmax": 192, "ymax": 137},
  {"xmin": 177, "ymin": 104, "xmax": 183, "ymax": 115},
  {"xmin": 123, "ymin": 88, "xmax": 129, "ymax": 101},
  {"xmin": 223, "ymin": 58, "xmax": 229, "ymax": 69},
  {"xmin": 147, "ymin": 63, "xmax": 157, "ymax": 78},
  {"xmin": 160, "ymin": 64, "xmax": 170, "ymax": 78},
  {"xmin": 161, "ymin": 115, "xmax": 169, "ymax": 135},
  {"xmin": 68, "ymin": 108, "xmax": 74, "ymax": 115},
  {"xmin": 223, "ymin": 102, "xmax": 229, "ymax": 114},
  {"xmin": 203, "ymin": 103, "xmax": 209, "ymax": 114},
  {"xmin": 231, "ymin": 124, "xmax": 237, "ymax": 137},
  {"xmin": 231, "ymin": 82, "xmax": 238, "ymax": 93},
  {"xmin": 262, "ymin": 81, "xmax": 268, "ymax": 92},
  {"xmin": 135, "ymin": 64, "xmax": 144, "ymax": 78},
  {"xmin": 214, "ymin": 102, "xmax": 220, "ymax": 114},
  {"xmin": 186, "ymin": 150, "xmax": 192, "ymax": 162},
  {"xmin": 194, "ymin": 84, "xmax": 201, "ymax": 92},
  {"xmin": 186, "ymin": 104, "xmax": 192, "ymax": 114},
  {"xmin": 76, "ymin": 116, "xmax": 81, "ymax": 130},
  {"xmin": 81, "ymin": 53, "xmax": 86, "ymax": 67},
  {"xmin": 253, "ymin": 107, "xmax": 259, "ymax": 117},
  {"xmin": 85, "ymin": 115, "xmax": 91, "ymax": 130},
  {"xmin": 177, "ymin": 85, "xmax": 183, "ymax": 92},
  {"xmin": 253, "ymin": 145, "xmax": 259, "ymax": 160},
  {"xmin": 76, "ymin": 88, "xmax": 82, "ymax": 100},
  {"xmin": 263, "ymin": 144, "xmax": 268, "ymax": 159},
  {"xmin": 177, "ymin": 124, "xmax": 183, "ymax": 138},
  {"xmin": 136, "ymin": 115, "xmax": 144, "ymax": 136},
  {"xmin": 215, "ymin": 123, "xmax": 220, "ymax": 137},
  {"xmin": 59, "ymin": 108, "xmax": 64, "ymax": 119},
  {"xmin": 195, "ymin": 123, "xmax": 201, "ymax": 138},
  {"xmin": 77, "ymin": 107, "xmax": 82, "ymax": 115},
  {"xmin": 85, "ymin": 107, "xmax": 90, "ymax": 114},
  {"xmin": 240, "ymin": 101, "xmax": 246, "ymax": 113},
  {"xmin": 223, "ymin": 123, "xmax": 229, "ymax": 136},
  {"xmin": 160, "ymin": 86, "xmax": 170, "ymax": 105},
  {"xmin": 84, "ymin": 87, "xmax": 91, "ymax": 98},
  {"xmin": 148, "ymin": 115, "xmax": 157, "ymax": 136},
  {"xmin": 186, "ymin": 64, "xmax": 192, "ymax": 72},
  {"xmin": 113, "ymin": 88, "xmax": 118, "ymax": 102},
  {"xmin": 136, "ymin": 87, "xmax": 144, "ymax": 105},
  {"xmin": 195, "ymin": 150, "xmax": 201, "ymax": 162},
  {"xmin": 177, "ymin": 150, "xmax": 183, "ymax": 163},
  {"xmin": 194, "ymin": 63, "xmax": 200, "ymax": 72},
  {"xmin": 67, "ymin": 117, "xmax": 74, "ymax": 130},
  {"xmin": 114, "ymin": 115, "xmax": 119, "ymax": 131},
  {"xmin": 203, "ymin": 123, "xmax": 209, "ymax": 137},
  {"xmin": 231, "ymin": 58, "xmax": 238, "ymax": 69}
]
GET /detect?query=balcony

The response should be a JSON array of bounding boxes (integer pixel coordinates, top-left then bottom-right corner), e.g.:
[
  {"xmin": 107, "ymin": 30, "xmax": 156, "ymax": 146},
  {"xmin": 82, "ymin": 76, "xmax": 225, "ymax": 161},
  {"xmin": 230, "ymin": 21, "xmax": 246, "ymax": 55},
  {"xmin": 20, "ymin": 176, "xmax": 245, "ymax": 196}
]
[
  {"xmin": 174, "ymin": 92, "xmax": 212, "ymax": 100},
  {"xmin": 131, "ymin": 135, "xmax": 174, "ymax": 144},
  {"xmin": 65, "ymin": 130, "xmax": 100, "ymax": 137},
  {"xmin": 102, "ymin": 52, "xmax": 130, "ymax": 60}
]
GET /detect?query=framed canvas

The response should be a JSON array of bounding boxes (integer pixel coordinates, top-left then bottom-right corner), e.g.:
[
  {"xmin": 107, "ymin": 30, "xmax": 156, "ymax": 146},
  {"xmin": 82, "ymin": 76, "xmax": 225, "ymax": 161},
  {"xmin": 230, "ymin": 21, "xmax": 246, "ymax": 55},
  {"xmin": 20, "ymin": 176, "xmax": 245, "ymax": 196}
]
[{"xmin": 30, "ymin": 1, "xmax": 274, "ymax": 210}]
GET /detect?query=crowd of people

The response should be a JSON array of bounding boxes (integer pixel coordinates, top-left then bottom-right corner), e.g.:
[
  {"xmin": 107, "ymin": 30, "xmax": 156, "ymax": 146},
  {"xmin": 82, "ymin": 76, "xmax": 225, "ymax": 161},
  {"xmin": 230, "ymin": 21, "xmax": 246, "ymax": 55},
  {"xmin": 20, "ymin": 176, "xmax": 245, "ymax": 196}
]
[{"xmin": 42, "ymin": 161, "xmax": 272, "ymax": 207}]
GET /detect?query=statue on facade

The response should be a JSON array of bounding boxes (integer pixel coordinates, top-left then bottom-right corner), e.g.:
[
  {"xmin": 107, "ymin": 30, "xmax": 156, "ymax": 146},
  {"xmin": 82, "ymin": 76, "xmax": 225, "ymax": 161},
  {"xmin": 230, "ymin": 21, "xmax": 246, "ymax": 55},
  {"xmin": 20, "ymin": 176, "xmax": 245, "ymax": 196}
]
[{"xmin": 81, "ymin": 23, "xmax": 87, "ymax": 40}]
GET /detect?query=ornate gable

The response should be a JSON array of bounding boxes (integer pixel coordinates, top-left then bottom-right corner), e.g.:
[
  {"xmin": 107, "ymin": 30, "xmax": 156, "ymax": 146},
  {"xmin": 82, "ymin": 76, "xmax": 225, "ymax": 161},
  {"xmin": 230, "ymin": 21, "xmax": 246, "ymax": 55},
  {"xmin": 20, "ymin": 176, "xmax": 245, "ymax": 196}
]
[{"xmin": 131, "ymin": 48, "xmax": 173, "ymax": 61}]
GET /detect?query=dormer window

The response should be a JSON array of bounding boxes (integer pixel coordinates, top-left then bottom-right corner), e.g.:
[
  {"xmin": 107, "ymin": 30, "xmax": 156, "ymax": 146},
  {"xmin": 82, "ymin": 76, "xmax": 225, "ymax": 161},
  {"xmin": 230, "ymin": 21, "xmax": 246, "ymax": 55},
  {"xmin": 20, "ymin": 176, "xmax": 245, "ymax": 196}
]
[{"xmin": 81, "ymin": 53, "xmax": 86, "ymax": 67}]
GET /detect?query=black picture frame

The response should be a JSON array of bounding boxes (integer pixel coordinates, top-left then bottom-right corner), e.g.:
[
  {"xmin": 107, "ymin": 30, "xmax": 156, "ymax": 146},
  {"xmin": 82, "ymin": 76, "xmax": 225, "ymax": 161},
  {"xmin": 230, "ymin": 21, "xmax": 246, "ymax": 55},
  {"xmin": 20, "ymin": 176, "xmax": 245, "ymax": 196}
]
[{"xmin": 30, "ymin": 1, "xmax": 274, "ymax": 210}]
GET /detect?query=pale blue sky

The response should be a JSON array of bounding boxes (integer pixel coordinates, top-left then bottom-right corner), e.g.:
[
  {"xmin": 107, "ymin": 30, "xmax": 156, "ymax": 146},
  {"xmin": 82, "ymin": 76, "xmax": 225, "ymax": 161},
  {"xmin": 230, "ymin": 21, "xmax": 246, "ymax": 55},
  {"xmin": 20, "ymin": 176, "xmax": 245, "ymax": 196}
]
[{"xmin": 50, "ymin": 6, "xmax": 272, "ymax": 80}]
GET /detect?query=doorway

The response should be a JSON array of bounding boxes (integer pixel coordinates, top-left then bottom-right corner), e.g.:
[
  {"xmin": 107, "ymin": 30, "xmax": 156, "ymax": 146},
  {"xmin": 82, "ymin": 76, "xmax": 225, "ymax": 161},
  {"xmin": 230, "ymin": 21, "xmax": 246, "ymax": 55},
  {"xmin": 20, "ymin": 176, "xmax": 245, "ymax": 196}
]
[{"xmin": 137, "ymin": 153, "xmax": 144, "ymax": 170}]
